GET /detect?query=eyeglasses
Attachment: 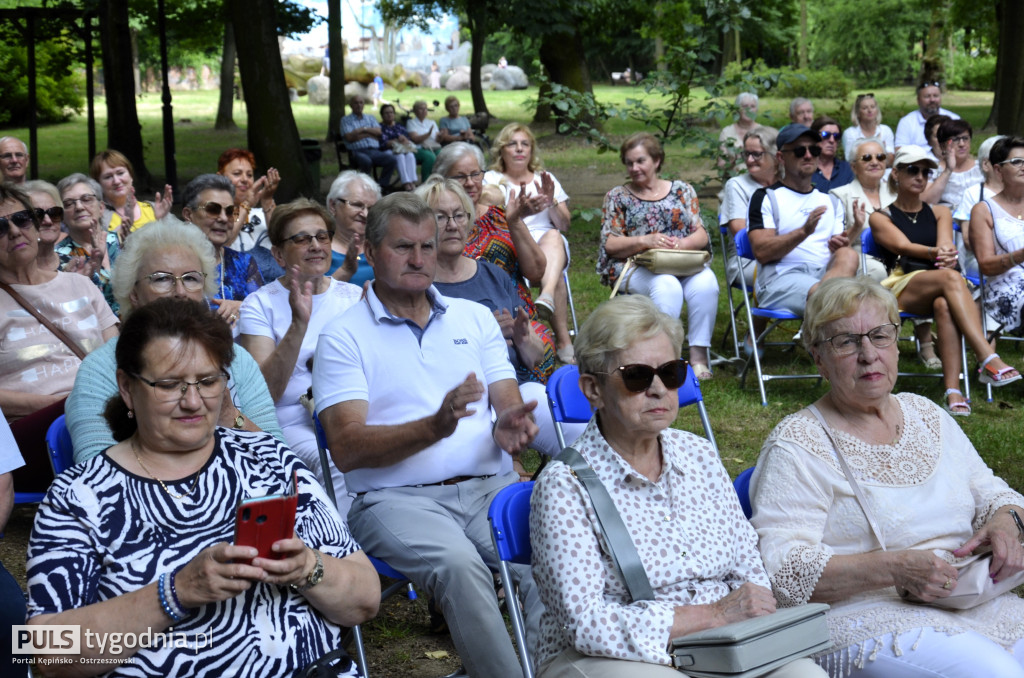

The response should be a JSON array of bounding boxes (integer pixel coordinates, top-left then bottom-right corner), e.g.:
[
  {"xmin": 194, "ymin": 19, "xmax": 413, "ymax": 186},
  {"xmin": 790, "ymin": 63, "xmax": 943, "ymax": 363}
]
[
  {"xmin": 435, "ymin": 212, "xmax": 469, "ymax": 225},
  {"xmin": 0, "ymin": 209, "xmax": 37, "ymax": 238},
  {"xmin": 859, "ymin": 153, "xmax": 887, "ymax": 163},
  {"xmin": 33, "ymin": 207, "xmax": 64, "ymax": 222},
  {"xmin": 593, "ymin": 359, "xmax": 688, "ymax": 393},
  {"xmin": 283, "ymin": 230, "xmax": 333, "ymax": 246},
  {"xmin": 744, "ymin": 150, "xmax": 765, "ymax": 160},
  {"xmin": 782, "ymin": 145, "xmax": 822, "ymax": 159},
  {"xmin": 997, "ymin": 158, "xmax": 1024, "ymax": 169},
  {"xmin": 132, "ymin": 372, "xmax": 229, "ymax": 402},
  {"xmin": 819, "ymin": 131, "xmax": 841, "ymax": 141},
  {"xmin": 900, "ymin": 164, "xmax": 933, "ymax": 179},
  {"xmin": 62, "ymin": 194, "xmax": 99, "ymax": 209},
  {"xmin": 949, "ymin": 135, "xmax": 971, "ymax": 145},
  {"xmin": 816, "ymin": 323, "xmax": 899, "ymax": 356},
  {"xmin": 199, "ymin": 202, "xmax": 237, "ymax": 219},
  {"xmin": 450, "ymin": 171, "xmax": 484, "ymax": 183},
  {"xmin": 337, "ymin": 198, "xmax": 370, "ymax": 213},
  {"xmin": 138, "ymin": 271, "xmax": 207, "ymax": 293},
  {"xmin": 0, "ymin": 152, "xmax": 27, "ymax": 161}
]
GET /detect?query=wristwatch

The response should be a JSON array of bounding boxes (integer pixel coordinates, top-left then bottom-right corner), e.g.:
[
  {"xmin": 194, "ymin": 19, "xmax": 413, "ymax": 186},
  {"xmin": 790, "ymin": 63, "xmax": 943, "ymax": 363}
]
[{"xmin": 292, "ymin": 548, "xmax": 324, "ymax": 592}]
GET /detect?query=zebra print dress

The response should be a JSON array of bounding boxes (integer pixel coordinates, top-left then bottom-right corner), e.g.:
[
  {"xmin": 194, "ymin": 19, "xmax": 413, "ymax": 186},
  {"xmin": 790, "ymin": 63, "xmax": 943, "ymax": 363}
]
[{"xmin": 27, "ymin": 428, "xmax": 361, "ymax": 677}]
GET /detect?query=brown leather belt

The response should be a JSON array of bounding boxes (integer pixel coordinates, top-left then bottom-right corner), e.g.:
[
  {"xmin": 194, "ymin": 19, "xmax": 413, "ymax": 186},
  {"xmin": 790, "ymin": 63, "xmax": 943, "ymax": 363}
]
[{"xmin": 356, "ymin": 474, "xmax": 493, "ymax": 497}]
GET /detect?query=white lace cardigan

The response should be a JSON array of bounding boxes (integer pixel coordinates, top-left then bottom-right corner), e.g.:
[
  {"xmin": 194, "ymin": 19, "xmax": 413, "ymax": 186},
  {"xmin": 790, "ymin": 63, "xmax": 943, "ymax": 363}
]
[{"xmin": 751, "ymin": 393, "xmax": 1024, "ymax": 675}]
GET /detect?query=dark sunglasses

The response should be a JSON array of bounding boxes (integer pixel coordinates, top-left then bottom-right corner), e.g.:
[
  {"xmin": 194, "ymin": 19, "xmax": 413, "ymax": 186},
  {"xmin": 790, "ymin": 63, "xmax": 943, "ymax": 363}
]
[
  {"xmin": 0, "ymin": 209, "xmax": 37, "ymax": 238},
  {"xmin": 199, "ymin": 202, "xmax": 237, "ymax": 219},
  {"xmin": 859, "ymin": 153, "xmax": 887, "ymax": 163},
  {"xmin": 34, "ymin": 206, "xmax": 64, "ymax": 222},
  {"xmin": 819, "ymin": 131, "xmax": 840, "ymax": 141},
  {"xmin": 595, "ymin": 359, "xmax": 688, "ymax": 393},
  {"xmin": 917, "ymin": 81, "xmax": 942, "ymax": 90},
  {"xmin": 783, "ymin": 145, "xmax": 822, "ymax": 159},
  {"xmin": 900, "ymin": 164, "xmax": 933, "ymax": 179}
]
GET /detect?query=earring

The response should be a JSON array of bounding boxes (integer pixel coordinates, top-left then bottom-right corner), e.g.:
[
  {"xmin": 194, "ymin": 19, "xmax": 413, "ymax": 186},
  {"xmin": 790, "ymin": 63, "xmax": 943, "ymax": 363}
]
[{"xmin": 127, "ymin": 409, "xmax": 134, "ymax": 419}]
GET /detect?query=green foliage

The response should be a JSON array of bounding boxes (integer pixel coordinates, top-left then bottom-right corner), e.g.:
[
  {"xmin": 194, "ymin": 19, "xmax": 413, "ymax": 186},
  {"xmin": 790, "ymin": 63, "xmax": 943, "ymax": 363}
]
[
  {"xmin": 482, "ymin": 31, "xmax": 541, "ymax": 78},
  {"xmin": 0, "ymin": 40, "xmax": 84, "ymax": 127},
  {"xmin": 809, "ymin": 0, "xmax": 929, "ymax": 86},
  {"xmin": 946, "ymin": 51, "xmax": 996, "ymax": 91},
  {"xmin": 722, "ymin": 60, "xmax": 851, "ymax": 100}
]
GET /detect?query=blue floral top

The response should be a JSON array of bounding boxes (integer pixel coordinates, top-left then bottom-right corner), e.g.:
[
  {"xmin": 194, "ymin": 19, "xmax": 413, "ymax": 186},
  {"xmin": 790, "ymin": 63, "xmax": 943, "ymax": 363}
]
[
  {"xmin": 379, "ymin": 122, "xmax": 412, "ymax": 150},
  {"xmin": 55, "ymin": 233, "xmax": 122, "ymax": 316},
  {"xmin": 218, "ymin": 247, "xmax": 264, "ymax": 301}
]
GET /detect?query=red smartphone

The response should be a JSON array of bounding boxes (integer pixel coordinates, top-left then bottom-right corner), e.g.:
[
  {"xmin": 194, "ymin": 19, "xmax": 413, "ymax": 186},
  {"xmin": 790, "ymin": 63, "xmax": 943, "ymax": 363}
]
[{"xmin": 233, "ymin": 472, "xmax": 299, "ymax": 564}]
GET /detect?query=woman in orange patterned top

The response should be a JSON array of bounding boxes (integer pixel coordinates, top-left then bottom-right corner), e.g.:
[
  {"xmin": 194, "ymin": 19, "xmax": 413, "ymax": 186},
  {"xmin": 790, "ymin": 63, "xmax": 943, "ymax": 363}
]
[{"xmin": 598, "ymin": 132, "xmax": 719, "ymax": 379}]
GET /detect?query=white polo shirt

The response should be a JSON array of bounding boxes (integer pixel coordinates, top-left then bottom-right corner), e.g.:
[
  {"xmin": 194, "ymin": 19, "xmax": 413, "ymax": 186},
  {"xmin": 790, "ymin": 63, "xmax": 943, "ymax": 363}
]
[
  {"xmin": 313, "ymin": 284, "xmax": 515, "ymax": 492},
  {"xmin": 894, "ymin": 107, "xmax": 960, "ymax": 151}
]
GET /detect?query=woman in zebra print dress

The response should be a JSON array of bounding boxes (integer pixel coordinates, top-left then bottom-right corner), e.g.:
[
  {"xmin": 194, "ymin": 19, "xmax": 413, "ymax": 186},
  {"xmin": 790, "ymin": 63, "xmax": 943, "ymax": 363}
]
[{"xmin": 25, "ymin": 298, "xmax": 380, "ymax": 677}]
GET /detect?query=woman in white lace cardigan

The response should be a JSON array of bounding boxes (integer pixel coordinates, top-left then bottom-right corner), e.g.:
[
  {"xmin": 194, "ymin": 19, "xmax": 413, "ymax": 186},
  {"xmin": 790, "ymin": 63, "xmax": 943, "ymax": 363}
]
[{"xmin": 750, "ymin": 277, "xmax": 1024, "ymax": 678}]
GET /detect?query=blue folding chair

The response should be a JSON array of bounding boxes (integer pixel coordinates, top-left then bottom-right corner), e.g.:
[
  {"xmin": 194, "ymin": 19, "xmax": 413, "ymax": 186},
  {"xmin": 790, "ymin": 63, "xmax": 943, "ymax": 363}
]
[
  {"xmin": 13, "ymin": 414, "xmax": 73, "ymax": 505},
  {"xmin": 860, "ymin": 229, "xmax": 970, "ymax": 400},
  {"xmin": 719, "ymin": 223, "xmax": 750, "ymax": 363},
  {"xmin": 733, "ymin": 466, "xmax": 755, "ymax": 519},
  {"xmin": 546, "ymin": 363, "xmax": 718, "ymax": 453},
  {"xmin": 734, "ymin": 229, "xmax": 821, "ymax": 406},
  {"xmin": 488, "ymin": 481, "xmax": 535, "ymax": 678}
]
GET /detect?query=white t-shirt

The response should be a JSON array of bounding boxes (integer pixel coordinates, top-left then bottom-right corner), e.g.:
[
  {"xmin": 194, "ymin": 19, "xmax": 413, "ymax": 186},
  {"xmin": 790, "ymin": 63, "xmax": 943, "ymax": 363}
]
[
  {"xmin": 406, "ymin": 117, "xmax": 439, "ymax": 147},
  {"xmin": 747, "ymin": 183, "xmax": 845, "ymax": 273},
  {"xmin": 894, "ymin": 107, "xmax": 960, "ymax": 149},
  {"xmin": 940, "ymin": 164, "xmax": 984, "ymax": 212},
  {"xmin": 312, "ymin": 285, "xmax": 515, "ymax": 492},
  {"xmin": 238, "ymin": 277, "xmax": 362, "ymax": 429},
  {"xmin": 842, "ymin": 124, "xmax": 895, "ymax": 161},
  {"xmin": 482, "ymin": 169, "xmax": 569, "ymax": 233},
  {"xmin": 719, "ymin": 172, "xmax": 764, "ymax": 225}
]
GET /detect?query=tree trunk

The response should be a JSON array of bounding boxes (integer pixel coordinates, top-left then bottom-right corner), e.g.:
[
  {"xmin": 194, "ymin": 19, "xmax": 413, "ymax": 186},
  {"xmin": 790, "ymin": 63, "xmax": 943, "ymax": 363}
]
[
  {"xmin": 535, "ymin": 29, "xmax": 594, "ymax": 131},
  {"xmin": 227, "ymin": 0, "xmax": 316, "ymax": 200},
  {"xmin": 327, "ymin": 0, "xmax": 344, "ymax": 142},
  {"xmin": 993, "ymin": 0, "xmax": 1024, "ymax": 134},
  {"xmin": 97, "ymin": 0, "xmax": 151, "ymax": 188},
  {"xmin": 920, "ymin": 1, "xmax": 949, "ymax": 81},
  {"xmin": 214, "ymin": 22, "xmax": 238, "ymax": 131},
  {"xmin": 465, "ymin": 5, "xmax": 489, "ymax": 116}
]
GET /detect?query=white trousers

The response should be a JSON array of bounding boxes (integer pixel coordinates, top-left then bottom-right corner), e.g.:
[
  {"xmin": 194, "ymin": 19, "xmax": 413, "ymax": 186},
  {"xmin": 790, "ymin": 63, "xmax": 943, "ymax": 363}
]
[
  {"xmin": 623, "ymin": 265, "xmax": 720, "ymax": 347},
  {"xmin": 539, "ymin": 648, "xmax": 825, "ymax": 678},
  {"xmin": 816, "ymin": 628, "xmax": 1024, "ymax": 678},
  {"xmin": 394, "ymin": 151, "xmax": 418, "ymax": 184}
]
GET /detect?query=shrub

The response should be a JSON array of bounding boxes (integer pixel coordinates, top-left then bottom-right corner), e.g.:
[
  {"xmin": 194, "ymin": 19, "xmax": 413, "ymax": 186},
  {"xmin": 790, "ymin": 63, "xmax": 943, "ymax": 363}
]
[
  {"xmin": 946, "ymin": 52, "xmax": 996, "ymax": 91},
  {"xmin": 723, "ymin": 60, "xmax": 852, "ymax": 100}
]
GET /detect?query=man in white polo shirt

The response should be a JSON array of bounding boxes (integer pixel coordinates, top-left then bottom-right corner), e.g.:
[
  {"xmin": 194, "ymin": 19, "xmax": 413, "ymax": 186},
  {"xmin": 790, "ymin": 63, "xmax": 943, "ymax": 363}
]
[
  {"xmin": 748, "ymin": 123, "xmax": 861, "ymax": 317},
  {"xmin": 894, "ymin": 81, "xmax": 960, "ymax": 154},
  {"xmin": 313, "ymin": 192, "xmax": 541, "ymax": 677}
]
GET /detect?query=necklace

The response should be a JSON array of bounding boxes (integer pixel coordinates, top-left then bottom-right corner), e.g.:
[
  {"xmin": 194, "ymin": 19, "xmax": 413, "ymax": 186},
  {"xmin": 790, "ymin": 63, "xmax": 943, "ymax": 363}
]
[
  {"xmin": 132, "ymin": 439, "xmax": 202, "ymax": 500},
  {"xmin": 894, "ymin": 205, "xmax": 921, "ymax": 224}
]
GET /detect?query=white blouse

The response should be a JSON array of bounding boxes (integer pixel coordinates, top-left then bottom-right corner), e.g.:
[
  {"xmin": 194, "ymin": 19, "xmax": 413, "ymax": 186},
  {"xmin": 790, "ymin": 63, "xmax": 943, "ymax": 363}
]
[{"xmin": 751, "ymin": 393, "xmax": 1024, "ymax": 671}]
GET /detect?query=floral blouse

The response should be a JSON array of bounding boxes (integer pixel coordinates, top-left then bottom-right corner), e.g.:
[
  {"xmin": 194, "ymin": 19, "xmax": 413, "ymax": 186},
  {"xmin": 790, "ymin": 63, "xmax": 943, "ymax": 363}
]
[
  {"xmin": 379, "ymin": 122, "xmax": 412, "ymax": 151},
  {"xmin": 597, "ymin": 180, "xmax": 707, "ymax": 286},
  {"xmin": 530, "ymin": 418, "xmax": 767, "ymax": 667}
]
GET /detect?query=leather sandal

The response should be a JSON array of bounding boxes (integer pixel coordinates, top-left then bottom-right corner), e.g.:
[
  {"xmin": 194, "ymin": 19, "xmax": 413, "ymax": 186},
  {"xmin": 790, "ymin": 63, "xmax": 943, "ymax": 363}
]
[
  {"xmin": 916, "ymin": 342, "xmax": 942, "ymax": 370},
  {"xmin": 943, "ymin": 388, "xmax": 971, "ymax": 417},
  {"xmin": 534, "ymin": 294, "xmax": 555, "ymax": 322},
  {"xmin": 978, "ymin": 354, "xmax": 1022, "ymax": 387},
  {"xmin": 692, "ymin": 363, "xmax": 713, "ymax": 380}
]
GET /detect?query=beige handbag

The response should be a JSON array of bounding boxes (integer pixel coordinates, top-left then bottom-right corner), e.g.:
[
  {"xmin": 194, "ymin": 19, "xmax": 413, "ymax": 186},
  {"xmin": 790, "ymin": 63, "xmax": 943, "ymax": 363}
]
[{"xmin": 609, "ymin": 249, "xmax": 711, "ymax": 298}]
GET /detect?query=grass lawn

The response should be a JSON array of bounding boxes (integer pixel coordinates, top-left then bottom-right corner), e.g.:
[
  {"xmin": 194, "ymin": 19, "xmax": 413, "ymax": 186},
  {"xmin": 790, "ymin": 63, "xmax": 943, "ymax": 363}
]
[{"xmin": 4, "ymin": 84, "xmax": 1020, "ymax": 493}]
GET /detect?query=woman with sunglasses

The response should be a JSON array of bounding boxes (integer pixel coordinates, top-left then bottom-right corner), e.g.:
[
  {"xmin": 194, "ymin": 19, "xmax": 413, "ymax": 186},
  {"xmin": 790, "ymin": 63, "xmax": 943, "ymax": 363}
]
[
  {"xmin": 842, "ymin": 94, "xmax": 895, "ymax": 166},
  {"xmin": 751, "ymin": 276, "xmax": 1024, "ymax": 678},
  {"xmin": 24, "ymin": 180, "xmax": 64, "ymax": 274},
  {"xmin": 869, "ymin": 146, "xmax": 1020, "ymax": 415},
  {"xmin": 830, "ymin": 140, "xmax": 895, "ymax": 282},
  {"xmin": 922, "ymin": 119, "xmax": 983, "ymax": 212},
  {"xmin": 969, "ymin": 136, "xmax": 1024, "ymax": 340},
  {"xmin": 66, "ymin": 218, "xmax": 283, "ymax": 463},
  {"xmin": 90, "ymin": 149, "xmax": 172, "ymax": 241},
  {"xmin": 326, "ymin": 170, "xmax": 381, "ymax": 287},
  {"xmin": 238, "ymin": 199, "xmax": 362, "ymax": 513},
  {"xmin": 0, "ymin": 183, "xmax": 119, "ymax": 492},
  {"xmin": 811, "ymin": 116, "xmax": 854, "ymax": 193},
  {"xmin": 530, "ymin": 295, "xmax": 826, "ymax": 678},
  {"xmin": 181, "ymin": 174, "xmax": 265, "ymax": 326}
]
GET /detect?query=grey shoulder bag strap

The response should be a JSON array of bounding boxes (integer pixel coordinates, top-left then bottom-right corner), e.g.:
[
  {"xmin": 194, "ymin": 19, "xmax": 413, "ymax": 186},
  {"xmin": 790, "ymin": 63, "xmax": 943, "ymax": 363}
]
[{"xmin": 555, "ymin": 446, "xmax": 656, "ymax": 602}]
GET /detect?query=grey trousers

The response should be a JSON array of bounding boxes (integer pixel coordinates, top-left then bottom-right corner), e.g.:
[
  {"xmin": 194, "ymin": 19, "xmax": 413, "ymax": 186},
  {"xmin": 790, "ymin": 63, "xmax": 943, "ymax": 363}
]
[
  {"xmin": 348, "ymin": 472, "xmax": 542, "ymax": 676},
  {"xmin": 539, "ymin": 649, "xmax": 826, "ymax": 678}
]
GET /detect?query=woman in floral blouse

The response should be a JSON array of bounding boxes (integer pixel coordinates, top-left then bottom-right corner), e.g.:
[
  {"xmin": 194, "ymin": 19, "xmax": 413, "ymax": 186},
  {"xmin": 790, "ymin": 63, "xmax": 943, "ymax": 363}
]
[
  {"xmin": 379, "ymin": 103, "xmax": 419, "ymax": 191},
  {"xmin": 598, "ymin": 132, "xmax": 719, "ymax": 379}
]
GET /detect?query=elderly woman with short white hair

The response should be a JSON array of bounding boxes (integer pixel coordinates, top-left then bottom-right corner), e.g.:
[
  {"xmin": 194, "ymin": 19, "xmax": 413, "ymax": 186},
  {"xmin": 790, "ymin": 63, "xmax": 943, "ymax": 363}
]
[
  {"xmin": 530, "ymin": 294, "xmax": 825, "ymax": 678},
  {"xmin": 325, "ymin": 170, "xmax": 381, "ymax": 286},
  {"xmin": 830, "ymin": 139, "xmax": 896, "ymax": 282},
  {"xmin": 719, "ymin": 92, "xmax": 775, "ymax": 177}
]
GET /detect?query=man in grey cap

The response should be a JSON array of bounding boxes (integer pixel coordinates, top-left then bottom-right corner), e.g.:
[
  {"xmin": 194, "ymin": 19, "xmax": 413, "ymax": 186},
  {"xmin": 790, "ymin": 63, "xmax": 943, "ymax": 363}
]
[{"xmin": 747, "ymin": 123, "xmax": 861, "ymax": 320}]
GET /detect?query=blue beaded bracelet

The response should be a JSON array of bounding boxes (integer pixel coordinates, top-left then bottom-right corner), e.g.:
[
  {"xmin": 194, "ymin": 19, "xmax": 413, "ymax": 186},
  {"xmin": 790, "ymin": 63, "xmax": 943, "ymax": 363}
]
[
  {"xmin": 168, "ymin": 570, "xmax": 191, "ymax": 618},
  {"xmin": 157, "ymin": 573, "xmax": 184, "ymax": 623}
]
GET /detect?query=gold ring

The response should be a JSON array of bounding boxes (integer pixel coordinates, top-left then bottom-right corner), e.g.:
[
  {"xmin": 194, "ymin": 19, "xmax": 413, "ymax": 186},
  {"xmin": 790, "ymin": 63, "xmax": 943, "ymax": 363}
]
[{"xmin": 942, "ymin": 578, "xmax": 953, "ymax": 590}]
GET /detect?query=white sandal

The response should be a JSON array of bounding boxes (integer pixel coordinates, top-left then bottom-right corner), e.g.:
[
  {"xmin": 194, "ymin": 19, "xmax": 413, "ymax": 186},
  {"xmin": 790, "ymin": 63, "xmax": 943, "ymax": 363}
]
[{"xmin": 943, "ymin": 388, "xmax": 971, "ymax": 417}]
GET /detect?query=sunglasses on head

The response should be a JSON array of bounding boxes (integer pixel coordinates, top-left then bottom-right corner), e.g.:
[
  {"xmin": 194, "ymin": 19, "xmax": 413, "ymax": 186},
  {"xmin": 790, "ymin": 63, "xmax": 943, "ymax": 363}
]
[
  {"xmin": 784, "ymin": 145, "xmax": 822, "ymax": 159},
  {"xmin": 199, "ymin": 202, "xmax": 237, "ymax": 219},
  {"xmin": 859, "ymin": 153, "xmax": 887, "ymax": 163},
  {"xmin": 595, "ymin": 359, "xmax": 688, "ymax": 393},
  {"xmin": 917, "ymin": 81, "xmax": 942, "ymax": 90},
  {"xmin": 0, "ymin": 209, "xmax": 37, "ymax": 238},
  {"xmin": 819, "ymin": 131, "xmax": 840, "ymax": 141},
  {"xmin": 900, "ymin": 164, "xmax": 933, "ymax": 179},
  {"xmin": 34, "ymin": 206, "xmax": 64, "ymax": 222}
]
